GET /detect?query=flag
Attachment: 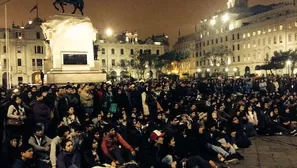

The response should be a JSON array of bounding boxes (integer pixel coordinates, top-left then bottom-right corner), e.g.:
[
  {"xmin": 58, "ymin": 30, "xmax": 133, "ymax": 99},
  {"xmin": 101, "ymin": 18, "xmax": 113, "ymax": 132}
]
[{"xmin": 30, "ymin": 5, "xmax": 37, "ymax": 13}]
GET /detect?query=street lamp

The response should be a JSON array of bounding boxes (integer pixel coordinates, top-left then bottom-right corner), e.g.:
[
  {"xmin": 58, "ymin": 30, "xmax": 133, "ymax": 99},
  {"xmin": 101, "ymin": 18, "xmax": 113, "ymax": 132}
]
[
  {"xmin": 233, "ymin": 68, "xmax": 237, "ymax": 72},
  {"xmin": 286, "ymin": 60, "xmax": 292, "ymax": 76},
  {"xmin": 225, "ymin": 68, "xmax": 229, "ymax": 72},
  {"xmin": 105, "ymin": 28, "xmax": 113, "ymax": 37},
  {"xmin": 207, "ymin": 68, "xmax": 210, "ymax": 72},
  {"xmin": 222, "ymin": 13, "xmax": 229, "ymax": 23},
  {"xmin": 105, "ymin": 28, "xmax": 113, "ymax": 75},
  {"xmin": 197, "ymin": 68, "xmax": 201, "ymax": 73}
]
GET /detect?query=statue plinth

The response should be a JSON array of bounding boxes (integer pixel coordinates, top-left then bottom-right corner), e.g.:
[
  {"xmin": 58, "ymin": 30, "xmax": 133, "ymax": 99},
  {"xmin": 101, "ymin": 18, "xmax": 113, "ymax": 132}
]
[{"xmin": 41, "ymin": 14, "xmax": 106, "ymax": 84}]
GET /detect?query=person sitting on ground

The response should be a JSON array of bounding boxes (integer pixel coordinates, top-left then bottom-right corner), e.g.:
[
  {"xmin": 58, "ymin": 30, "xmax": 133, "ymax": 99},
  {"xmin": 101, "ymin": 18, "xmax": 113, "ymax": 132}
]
[
  {"xmin": 57, "ymin": 139, "xmax": 81, "ymax": 168},
  {"xmin": 50, "ymin": 126, "xmax": 71, "ymax": 168},
  {"xmin": 28, "ymin": 125, "xmax": 52, "ymax": 167},
  {"xmin": 12, "ymin": 144, "xmax": 36, "ymax": 168},
  {"xmin": 63, "ymin": 106, "xmax": 81, "ymax": 131},
  {"xmin": 101, "ymin": 124, "xmax": 136, "ymax": 166}
]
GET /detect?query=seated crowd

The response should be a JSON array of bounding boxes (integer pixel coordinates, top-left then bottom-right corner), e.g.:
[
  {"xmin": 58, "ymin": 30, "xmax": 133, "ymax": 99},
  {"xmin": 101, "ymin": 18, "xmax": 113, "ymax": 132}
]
[{"xmin": 1, "ymin": 77, "xmax": 297, "ymax": 168}]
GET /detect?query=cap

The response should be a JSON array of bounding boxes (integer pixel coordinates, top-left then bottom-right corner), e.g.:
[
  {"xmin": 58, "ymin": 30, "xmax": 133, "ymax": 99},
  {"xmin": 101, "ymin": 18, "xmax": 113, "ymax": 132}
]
[{"xmin": 150, "ymin": 130, "xmax": 165, "ymax": 141}]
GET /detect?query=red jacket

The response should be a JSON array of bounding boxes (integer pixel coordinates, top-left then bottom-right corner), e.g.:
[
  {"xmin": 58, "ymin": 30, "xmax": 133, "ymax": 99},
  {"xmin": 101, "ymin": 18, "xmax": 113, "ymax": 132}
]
[{"xmin": 101, "ymin": 133, "xmax": 134, "ymax": 160}]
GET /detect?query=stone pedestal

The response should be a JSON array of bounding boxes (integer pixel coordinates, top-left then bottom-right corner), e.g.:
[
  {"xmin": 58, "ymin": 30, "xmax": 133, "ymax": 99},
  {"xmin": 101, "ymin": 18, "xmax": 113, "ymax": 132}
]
[{"xmin": 41, "ymin": 14, "xmax": 106, "ymax": 84}]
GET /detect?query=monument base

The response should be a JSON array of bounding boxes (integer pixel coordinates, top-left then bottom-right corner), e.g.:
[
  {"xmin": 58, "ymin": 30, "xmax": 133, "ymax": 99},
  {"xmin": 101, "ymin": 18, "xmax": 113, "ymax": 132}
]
[{"xmin": 45, "ymin": 70, "xmax": 106, "ymax": 84}]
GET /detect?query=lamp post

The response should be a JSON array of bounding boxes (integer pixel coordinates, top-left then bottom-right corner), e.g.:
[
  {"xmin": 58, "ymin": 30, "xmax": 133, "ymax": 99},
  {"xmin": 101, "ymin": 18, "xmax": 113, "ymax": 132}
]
[
  {"xmin": 0, "ymin": 0, "xmax": 12, "ymax": 88},
  {"xmin": 286, "ymin": 60, "xmax": 292, "ymax": 76},
  {"xmin": 105, "ymin": 28, "xmax": 113, "ymax": 75}
]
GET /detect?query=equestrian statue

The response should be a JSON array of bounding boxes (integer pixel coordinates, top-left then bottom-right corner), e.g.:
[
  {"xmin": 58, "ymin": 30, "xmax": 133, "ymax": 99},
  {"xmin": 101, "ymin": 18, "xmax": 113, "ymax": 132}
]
[{"xmin": 53, "ymin": 0, "xmax": 84, "ymax": 15}]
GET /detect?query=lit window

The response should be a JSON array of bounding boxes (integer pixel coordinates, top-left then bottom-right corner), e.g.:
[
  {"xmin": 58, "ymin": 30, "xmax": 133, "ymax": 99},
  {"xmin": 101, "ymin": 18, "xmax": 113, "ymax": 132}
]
[
  {"xmin": 295, "ymin": 21, "xmax": 297, "ymax": 27},
  {"xmin": 258, "ymin": 30, "xmax": 261, "ymax": 35},
  {"xmin": 247, "ymin": 43, "xmax": 250, "ymax": 48},
  {"xmin": 268, "ymin": 27, "xmax": 272, "ymax": 32},
  {"xmin": 253, "ymin": 32, "xmax": 256, "ymax": 36},
  {"xmin": 273, "ymin": 25, "xmax": 277, "ymax": 31},
  {"xmin": 247, "ymin": 33, "xmax": 250, "ymax": 37},
  {"xmin": 243, "ymin": 43, "xmax": 246, "ymax": 49},
  {"xmin": 279, "ymin": 25, "xmax": 283, "ymax": 30},
  {"xmin": 243, "ymin": 34, "xmax": 246, "ymax": 38},
  {"xmin": 253, "ymin": 40, "xmax": 256, "ymax": 48}
]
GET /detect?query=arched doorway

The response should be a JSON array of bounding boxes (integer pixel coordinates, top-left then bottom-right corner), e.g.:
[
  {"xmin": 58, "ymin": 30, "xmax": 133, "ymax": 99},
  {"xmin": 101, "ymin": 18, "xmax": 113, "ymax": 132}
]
[
  {"xmin": 2, "ymin": 72, "xmax": 8, "ymax": 88},
  {"xmin": 245, "ymin": 66, "xmax": 251, "ymax": 76},
  {"xmin": 234, "ymin": 67, "xmax": 240, "ymax": 76},
  {"xmin": 32, "ymin": 72, "xmax": 41, "ymax": 84},
  {"xmin": 205, "ymin": 70, "xmax": 210, "ymax": 77}
]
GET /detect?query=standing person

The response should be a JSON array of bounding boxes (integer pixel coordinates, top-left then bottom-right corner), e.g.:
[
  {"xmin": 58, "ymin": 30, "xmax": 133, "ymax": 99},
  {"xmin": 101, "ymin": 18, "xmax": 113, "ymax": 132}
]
[
  {"xmin": 80, "ymin": 84, "xmax": 94, "ymax": 117},
  {"xmin": 7, "ymin": 96, "xmax": 26, "ymax": 138},
  {"xmin": 32, "ymin": 92, "xmax": 52, "ymax": 133}
]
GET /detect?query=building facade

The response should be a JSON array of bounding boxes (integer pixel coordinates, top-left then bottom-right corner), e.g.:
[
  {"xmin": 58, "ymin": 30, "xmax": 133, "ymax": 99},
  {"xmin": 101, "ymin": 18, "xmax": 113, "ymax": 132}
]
[
  {"xmin": 0, "ymin": 18, "xmax": 46, "ymax": 87},
  {"xmin": 173, "ymin": 32, "xmax": 200, "ymax": 78},
  {"xmin": 95, "ymin": 31, "xmax": 168, "ymax": 79},
  {"xmin": 176, "ymin": 0, "xmax": 297, "ymax": 77}
]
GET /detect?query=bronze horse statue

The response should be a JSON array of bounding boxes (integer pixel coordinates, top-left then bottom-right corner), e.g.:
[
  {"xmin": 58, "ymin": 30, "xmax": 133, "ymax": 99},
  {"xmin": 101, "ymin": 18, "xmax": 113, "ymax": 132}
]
[{"xmin": 53, "ymin": 0, "xmax": 84, "ymax": 15}]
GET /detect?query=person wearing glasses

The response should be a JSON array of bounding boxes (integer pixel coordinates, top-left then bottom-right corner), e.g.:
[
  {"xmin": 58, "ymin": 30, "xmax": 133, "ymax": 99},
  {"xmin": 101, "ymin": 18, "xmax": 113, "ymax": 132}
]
[{"xmin": 12, "ymin": 144, "xmax": 36, "ymax": 168}]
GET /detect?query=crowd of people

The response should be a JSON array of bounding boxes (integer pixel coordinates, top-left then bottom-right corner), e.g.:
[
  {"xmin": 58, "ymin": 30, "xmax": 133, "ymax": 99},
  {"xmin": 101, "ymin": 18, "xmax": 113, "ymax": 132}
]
[{"xmin": 1, "ymin": 77, "xmax": 297, "ymax": 168}]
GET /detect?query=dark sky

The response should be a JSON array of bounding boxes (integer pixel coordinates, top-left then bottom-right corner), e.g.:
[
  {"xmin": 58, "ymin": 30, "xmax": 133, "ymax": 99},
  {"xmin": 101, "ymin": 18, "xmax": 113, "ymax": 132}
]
[{"xmin": 0, "ymin": 0, "xmax": 286, "ymax": 44}]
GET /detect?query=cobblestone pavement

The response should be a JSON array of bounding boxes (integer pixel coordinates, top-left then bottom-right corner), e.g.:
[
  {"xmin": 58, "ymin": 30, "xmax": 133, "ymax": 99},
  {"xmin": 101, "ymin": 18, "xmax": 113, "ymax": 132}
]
[{"xmin": 230, "ymin": 136, "xmax": 297, "ymax": 168}]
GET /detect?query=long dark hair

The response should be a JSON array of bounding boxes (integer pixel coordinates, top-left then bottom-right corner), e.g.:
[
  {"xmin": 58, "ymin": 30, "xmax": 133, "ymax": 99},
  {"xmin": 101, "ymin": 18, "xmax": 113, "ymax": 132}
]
[{"xmin": 11, "ymin": 95, "xmax": 23, "ymax": 111}]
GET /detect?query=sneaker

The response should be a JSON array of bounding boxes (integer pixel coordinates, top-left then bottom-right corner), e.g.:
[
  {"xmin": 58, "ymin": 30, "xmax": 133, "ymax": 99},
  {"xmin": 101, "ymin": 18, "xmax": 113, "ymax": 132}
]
[
  {"xmin": 233, "ymin": 144, "xmax": 239, "ymax": 150},
  {"xmin": 293, "ymin": 132, "xmax": 297, "ymax": 136},
  {"xmin": 290, "ymin": 130, "xmax": 297, "ymax": 135},
  {"xmin": 275, "ymin": 132, "xmax": 283, "ymax": 136},
  {"xmin": 224, "ymin": 155, "xmax": 239, "ymax": 165}
]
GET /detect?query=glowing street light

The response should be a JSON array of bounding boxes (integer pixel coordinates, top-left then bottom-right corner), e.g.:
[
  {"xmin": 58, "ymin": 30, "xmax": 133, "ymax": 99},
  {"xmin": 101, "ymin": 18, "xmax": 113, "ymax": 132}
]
[
  {"xmin": 210, "ymin": 19, "xmax": 216, "ymax": 26},
  {"xmin": 216, "ymin": 63, "xmax": 220, "ymax": 67},
  {"xmin": 222, "ymin": 13, "xmax": 229, "ymax": 23},
  {"xmin": 225, "ymin": 68, "xmax": 229, "ymax": 72},
  {"xmin": 286, "ymin": 60, "xmax": 292, "ymax": 65},
  {"xmin": 105, "ymin": 28, "xmax": 113, "ymax": 37},
  {"xmin": 233, "ymin": 68, "xmax": 237, "ymax": 72},
  {"xmin": 207, "ymin": 68, "xmax": 210, "ymax": 72},
  {"xmin": 197, "ymin": 68, "xmax": 202, "ymax": 73}
]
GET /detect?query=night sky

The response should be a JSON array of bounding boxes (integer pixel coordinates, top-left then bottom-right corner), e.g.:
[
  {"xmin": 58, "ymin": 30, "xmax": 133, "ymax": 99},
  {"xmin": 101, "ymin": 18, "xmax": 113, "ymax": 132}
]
[{"xmin": 0, "ymin": 0, "xmax": 287, "ymax": 44}]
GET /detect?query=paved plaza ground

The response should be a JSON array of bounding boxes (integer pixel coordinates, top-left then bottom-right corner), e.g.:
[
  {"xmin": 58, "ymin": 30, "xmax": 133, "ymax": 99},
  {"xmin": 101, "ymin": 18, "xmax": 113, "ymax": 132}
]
[{"xmin": 231, "ymin": 136, "xmax": 297, "ymax": 168}]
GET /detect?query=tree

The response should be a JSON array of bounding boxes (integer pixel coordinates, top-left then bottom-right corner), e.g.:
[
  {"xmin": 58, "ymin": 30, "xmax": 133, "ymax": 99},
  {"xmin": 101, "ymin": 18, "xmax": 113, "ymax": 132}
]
[
  {"xmin": 205, "ymin": 45, "xmax": 234, "ymax": 66},
  {"xmin": 271, "ymin": 49, "xmax": 297, "ymax": 76},
  {"xmin": 257, "ymin": 50, "xmax": 290, "ymax": 75},
  {"xmin": 117, "ymin": 59, "xmax": 131, "ymax": 72},
  {"xmin": 130, "ymin": 49, "xmax": 158, "ymax": 79},
  {"xmin": 158, "ymin": 50, "xmax": 191, "ymax": 73}
]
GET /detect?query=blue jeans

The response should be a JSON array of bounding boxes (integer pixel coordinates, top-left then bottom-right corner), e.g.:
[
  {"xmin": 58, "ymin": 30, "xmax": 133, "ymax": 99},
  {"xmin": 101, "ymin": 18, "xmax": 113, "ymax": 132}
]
[{"xmin": 111, "ymin": 147, "xmax": 134, "ymax": 164}]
